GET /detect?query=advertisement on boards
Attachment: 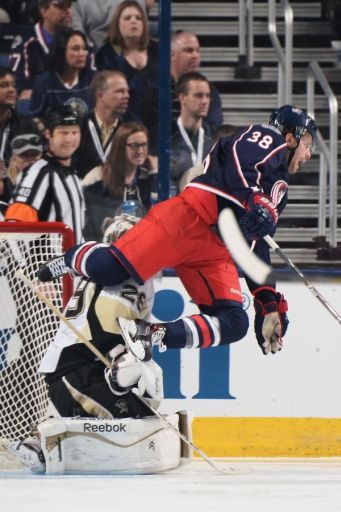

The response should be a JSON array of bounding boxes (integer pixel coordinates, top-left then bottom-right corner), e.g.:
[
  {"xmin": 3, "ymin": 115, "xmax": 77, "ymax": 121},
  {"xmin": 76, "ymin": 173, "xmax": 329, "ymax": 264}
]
[{"xmin": 150, "ymin": 273, "xmax": 341, "ymax": 418}]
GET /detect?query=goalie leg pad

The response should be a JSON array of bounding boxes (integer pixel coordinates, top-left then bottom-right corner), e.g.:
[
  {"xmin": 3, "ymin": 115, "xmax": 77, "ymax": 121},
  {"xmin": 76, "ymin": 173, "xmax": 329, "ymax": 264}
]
[{"xmin": 38, "ymin": 415, "xmax": 183, "ymax": 474}]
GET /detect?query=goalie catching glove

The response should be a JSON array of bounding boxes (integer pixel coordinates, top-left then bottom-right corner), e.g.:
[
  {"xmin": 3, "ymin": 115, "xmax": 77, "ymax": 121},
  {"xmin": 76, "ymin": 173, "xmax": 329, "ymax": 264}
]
[
  {"xmin": 253, "ymin": 289, "xmax": 289, "ymax": 354},
  {"xmin": 104, "ymin": 345, "xmax": 164, "ymax": 403},
  {"xmin": 240, "ymin": 192, "xmax": 278, "ymax": 240}
]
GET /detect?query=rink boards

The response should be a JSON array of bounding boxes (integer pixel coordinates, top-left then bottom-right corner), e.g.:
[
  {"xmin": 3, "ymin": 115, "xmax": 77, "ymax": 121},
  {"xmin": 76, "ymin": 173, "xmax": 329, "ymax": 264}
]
[{"xmin": 151, "ymin": 271, "xmax": 341, "ymax": 457}]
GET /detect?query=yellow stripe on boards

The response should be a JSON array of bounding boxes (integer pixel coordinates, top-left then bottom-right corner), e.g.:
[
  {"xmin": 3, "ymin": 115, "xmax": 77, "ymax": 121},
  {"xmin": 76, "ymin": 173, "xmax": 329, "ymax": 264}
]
[{"xmin": 192, "ymin": 417, "xmax": 341, "ymax": 457}]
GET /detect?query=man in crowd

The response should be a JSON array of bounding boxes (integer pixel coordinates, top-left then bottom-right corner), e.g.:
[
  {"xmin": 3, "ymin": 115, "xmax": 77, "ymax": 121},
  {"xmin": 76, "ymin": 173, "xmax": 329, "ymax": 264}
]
[
  {"xmin": 9, "ymin": 0, "xmax": 73, "ymax": 98},
  {"xmin": 170, "ymin": 72, "xmax": 213, "ymax": 191},
  {"xmin": 129, "ymin": 30, "xmax": 223, "ymax": 154},
  {"xmin": 5, "ymin": 105, "xmax": 85, "ymax": 244},
  {"xmin": 73, "ymin": 70, "xmax": 135, "ymax": 178}
]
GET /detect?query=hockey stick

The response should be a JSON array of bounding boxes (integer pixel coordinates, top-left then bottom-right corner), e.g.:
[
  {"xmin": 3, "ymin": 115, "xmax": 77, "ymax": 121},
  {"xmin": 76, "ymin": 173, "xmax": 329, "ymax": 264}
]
[
  {"xmin": 15, "ymin": 269, "xmax": 241, "ymax": 476},
  {"xmin": 263, "ymin": 234, "xmax": 341, "ymax": 325},
  {"xmin": 218, "ymin": 209, "xmax": 341, "ymax": 325},
  {"xmin": 218, "ymin": 208, "xmax": 273, "ymax": 285}
]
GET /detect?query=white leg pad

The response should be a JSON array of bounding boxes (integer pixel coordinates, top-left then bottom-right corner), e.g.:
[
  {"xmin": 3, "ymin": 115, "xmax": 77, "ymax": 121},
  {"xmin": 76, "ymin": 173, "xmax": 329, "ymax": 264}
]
[{"xmin": 38, "ymin": 414, "xmax": 183, "ymax": 474}]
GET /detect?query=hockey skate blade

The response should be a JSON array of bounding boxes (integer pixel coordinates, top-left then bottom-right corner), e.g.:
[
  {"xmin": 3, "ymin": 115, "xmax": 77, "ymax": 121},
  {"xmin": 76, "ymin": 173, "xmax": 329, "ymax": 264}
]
[
  {"xmin": 116, "ymin": 317, "xmax": 148, "ymax": 361},
  {"xmin": 218, "ymin": 208, "xmax": 273, "ymax": 285}
]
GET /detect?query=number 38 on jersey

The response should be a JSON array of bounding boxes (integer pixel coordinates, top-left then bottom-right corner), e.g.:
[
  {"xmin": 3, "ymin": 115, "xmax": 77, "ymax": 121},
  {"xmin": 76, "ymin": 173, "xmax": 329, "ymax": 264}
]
[{"xmin": 247, "ymin": 131, "xmax": 273, "ymax": 149}]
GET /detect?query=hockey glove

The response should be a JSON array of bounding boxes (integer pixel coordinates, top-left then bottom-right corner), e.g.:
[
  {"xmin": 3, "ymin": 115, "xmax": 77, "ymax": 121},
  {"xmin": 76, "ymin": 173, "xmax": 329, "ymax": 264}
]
[
  {"xmin": 104, "ymin": 350, "xmax": 142, "ymax": 396},
  {"xmin": 240, "ymin": 192, "xmax": 278, "ymax": 240},
  {"xmin": 37, "ymin": 241, "xmax": 102, "ymax": 282},
  {"xmin": 254, "ymin": 289, "xmax": 289, "ymax": 354},
  {"xmin": 37, "ymin": 254, "xmax": 75, "ymax": 282},
  {"xmin": 104, "ymin": 350, "xmax": 164, "ymax": 402}
]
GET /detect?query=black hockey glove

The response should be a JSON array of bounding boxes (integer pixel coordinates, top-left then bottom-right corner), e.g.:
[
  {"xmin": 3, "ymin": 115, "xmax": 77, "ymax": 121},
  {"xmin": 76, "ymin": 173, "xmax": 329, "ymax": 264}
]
[
  {"xmin": 240, "ymin": 192, "xmax": 278, "ymax": 241},
  {"xmin": 36, "ymin": 241, "xmax": 99, "ymax": 281},
  {"xmin": 253, "ymin": 289, "xmax": 289, "ymax": 354},
  {"xmin": 37, "ymin": 254, "xmax": 74, "ymax": 282}
]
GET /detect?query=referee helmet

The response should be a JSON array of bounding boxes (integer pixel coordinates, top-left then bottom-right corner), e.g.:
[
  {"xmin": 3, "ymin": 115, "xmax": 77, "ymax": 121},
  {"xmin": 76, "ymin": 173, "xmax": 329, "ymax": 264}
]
[{"xmin": 44, "ymin": 105, "xmax": 82, "ymax": 132}]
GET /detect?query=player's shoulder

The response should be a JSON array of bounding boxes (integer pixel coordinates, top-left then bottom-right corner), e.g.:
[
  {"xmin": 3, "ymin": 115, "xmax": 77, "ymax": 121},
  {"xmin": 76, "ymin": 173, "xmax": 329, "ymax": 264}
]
[{"xmin": 250, "ymin": 123, "xmax": 284, "ymax": 141}]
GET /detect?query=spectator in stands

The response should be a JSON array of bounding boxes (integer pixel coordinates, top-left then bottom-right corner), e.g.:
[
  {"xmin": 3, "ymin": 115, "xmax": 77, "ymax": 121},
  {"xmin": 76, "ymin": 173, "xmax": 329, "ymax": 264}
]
[
  {"xmin": 129, "ymin": 30, "xmax": 223, "ymax": 154},
  {"xmin": 5, "ymin": 105, "xmax": 85, "ymax": 244},
  {"xmin": 73, "ymin": 69, "xmax": 157, "ymax": 179},
  {"xmin": 73, "ymin": 70, "xmax": 139, "ymax": 178},
  {"xmin": 7, "ymin": 132, "xmax": 44, "ymax": 186},
  {"xmin": 29, "ymin": 27, "xmax": 95, "ymax": 118},
  {"xmin": 96, "ymin": 1, "xmax": 158, "ymax": 84},
  {"xmin": 72, "ymin": 0, "xmax": 156, "ymax": 52},
  {"xmin": 0, "ymin": 67, "xmax": 37, "ymax": 202},
  {"xmin": 170, "ymin": 72, "xmax": 213, "ymax": 192},
  {"xmin": 82, "ymin": 121, "xmax": 155, "ymax": 240},
  {"xmin": 176, "ymin": 123, "xmax": 240, "ymax": 194},
  {"xmin": 9, "ymin": 0, "xmax": 73, "ymax": 98}
]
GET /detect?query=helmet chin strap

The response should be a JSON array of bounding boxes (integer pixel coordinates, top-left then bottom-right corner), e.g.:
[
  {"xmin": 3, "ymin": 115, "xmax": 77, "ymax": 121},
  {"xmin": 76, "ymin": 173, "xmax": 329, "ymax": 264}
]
[{"xmin": 287, "ymin": 137, "xmax": 300, "ymax": 164}]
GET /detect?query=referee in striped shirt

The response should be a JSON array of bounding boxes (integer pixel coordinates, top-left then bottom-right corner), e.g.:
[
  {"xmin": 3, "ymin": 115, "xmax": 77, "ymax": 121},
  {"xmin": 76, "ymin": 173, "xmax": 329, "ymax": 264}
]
[{"xmin": 5, "ymin": 106, "xmax": 85, "ymax": 243}]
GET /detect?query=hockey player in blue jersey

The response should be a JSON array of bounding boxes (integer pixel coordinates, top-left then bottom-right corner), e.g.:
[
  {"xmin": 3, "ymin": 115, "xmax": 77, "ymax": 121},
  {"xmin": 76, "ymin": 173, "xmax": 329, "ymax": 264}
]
[{"xmin": 38, "ymin": 105, "xmax": 317, "ymax": 359}]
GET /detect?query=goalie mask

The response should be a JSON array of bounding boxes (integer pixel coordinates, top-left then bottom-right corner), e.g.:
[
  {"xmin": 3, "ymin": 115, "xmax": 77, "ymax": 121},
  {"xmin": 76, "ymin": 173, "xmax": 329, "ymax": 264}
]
[
  {"xmin": 269, "ymin": 105, "xmax": 317, "ymax": 153},
  {"xmin": 102, "ymin": 213, "xmax": 141, "ymax": 244}
]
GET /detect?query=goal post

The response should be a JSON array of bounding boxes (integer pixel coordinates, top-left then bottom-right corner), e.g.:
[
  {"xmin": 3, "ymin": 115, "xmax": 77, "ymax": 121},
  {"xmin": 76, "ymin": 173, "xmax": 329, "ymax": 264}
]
[{"xmin": 0, "ymin": 222, "xmax": 75, "ymax": 445}]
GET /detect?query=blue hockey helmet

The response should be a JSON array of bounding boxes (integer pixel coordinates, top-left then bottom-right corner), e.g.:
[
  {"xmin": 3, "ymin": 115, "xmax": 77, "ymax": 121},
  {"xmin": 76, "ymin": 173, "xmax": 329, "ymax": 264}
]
[
  {"xmin": 114, "ymin": 200, "xmax": 147, "ymax": 218},
  {"xmin": 269, "ymin": 105, "xmax": 317, "ymax": 149}
]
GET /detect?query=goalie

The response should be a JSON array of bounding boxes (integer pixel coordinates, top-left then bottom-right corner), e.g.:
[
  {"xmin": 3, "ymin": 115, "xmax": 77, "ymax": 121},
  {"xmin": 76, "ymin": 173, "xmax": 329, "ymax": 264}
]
[{"xmin": 8, "ymin": 210, "xmax": 186, "ymax": 474}]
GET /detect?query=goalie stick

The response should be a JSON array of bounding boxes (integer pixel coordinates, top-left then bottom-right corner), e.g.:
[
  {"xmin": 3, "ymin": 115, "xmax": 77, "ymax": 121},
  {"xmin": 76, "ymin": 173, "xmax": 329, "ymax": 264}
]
[
  {"xmin": 15, "ymin": 269, "xmax": 245, "ymax": 476},
  {"xmin": 218, "ymin": 208, "xmax": 341, "ymax": 325}
]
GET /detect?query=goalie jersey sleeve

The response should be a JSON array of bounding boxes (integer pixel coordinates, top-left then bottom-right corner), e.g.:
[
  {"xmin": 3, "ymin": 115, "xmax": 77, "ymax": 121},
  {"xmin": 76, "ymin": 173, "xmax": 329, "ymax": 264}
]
[
  {"xmin": 38, "ymin": 277, "xmax": 154, "ymax": 376},
  {"xmin": 189, "ymin": 123, "xmax": 289, "ymax": 214}
]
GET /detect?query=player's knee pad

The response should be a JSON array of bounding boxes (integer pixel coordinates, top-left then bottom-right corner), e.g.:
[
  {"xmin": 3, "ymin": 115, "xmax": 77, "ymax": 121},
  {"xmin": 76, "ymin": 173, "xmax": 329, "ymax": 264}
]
[
  {"xmin": 37, "ymin": 414, "xmax": 189, "ymax": 474},
  {"xmin": 218, "ymin": 303, "xmax": 249, "ymax": 344}
]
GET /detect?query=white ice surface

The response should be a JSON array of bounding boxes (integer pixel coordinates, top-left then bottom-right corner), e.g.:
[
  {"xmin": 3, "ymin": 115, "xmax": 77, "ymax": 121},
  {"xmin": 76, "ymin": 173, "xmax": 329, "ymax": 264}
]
[{"xmin": 1, "ymin": 458, "xmax": 341, "ymax": 512}]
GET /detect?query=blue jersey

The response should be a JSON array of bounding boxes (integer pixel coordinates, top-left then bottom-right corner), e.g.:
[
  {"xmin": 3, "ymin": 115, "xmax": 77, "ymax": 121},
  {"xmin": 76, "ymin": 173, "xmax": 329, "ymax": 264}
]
[
  {"xmin": 29, "ymin": 69, "xmax": 94, "ymax": 118},
  {"xmin": 185, "ymin": 123, "xmax": 290, "ymax": 293},
  {"xmin": 187, "ymin": 123, "xmax": 289, "ymax": 219}
]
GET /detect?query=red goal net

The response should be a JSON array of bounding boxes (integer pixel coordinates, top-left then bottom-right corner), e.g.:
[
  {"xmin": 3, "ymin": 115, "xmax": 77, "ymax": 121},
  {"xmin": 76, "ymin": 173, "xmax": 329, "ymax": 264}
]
[{"xmin": 0, "ymin": 222, "xmax": 74, "ymax": 444}]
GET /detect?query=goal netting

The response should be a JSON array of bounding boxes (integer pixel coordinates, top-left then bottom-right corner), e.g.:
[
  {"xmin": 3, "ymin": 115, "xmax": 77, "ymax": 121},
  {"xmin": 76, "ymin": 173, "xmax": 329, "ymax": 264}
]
[{"xmin": 0, "ymin": 222, "xmax": 74, "ymax": 446}]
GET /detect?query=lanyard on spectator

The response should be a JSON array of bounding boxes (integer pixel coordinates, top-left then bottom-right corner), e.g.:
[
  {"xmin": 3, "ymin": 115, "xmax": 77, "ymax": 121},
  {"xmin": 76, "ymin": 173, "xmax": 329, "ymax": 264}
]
[
  {"xmin": 0, "ymin": 125, "xmax": 10, "ymax": 162},
  {"xmin": 88, "ymin": 120, "xmax": 112, "ymax": 163},
  {"xmin": 177, "ymin": 117, "xmax": 204, "ymax": 166}
]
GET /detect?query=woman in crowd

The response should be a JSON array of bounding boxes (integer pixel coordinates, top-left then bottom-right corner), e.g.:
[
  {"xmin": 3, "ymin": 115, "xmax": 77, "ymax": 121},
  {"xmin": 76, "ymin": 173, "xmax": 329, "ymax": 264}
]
[
  {"xmin": 95, "ymin": 0, "xmax": 158, "ymax": 83},
  {"xmin": 29, "ymin": 27, "xmax": 94, "ymax": 118},
  {"xmin": 7, "ymin": 132, "xmax": 44, "ymax": 185},
  {"xmin": 0, "ymin": 132, "xmax": 43, "ymax": 204},
  {"xmin": 82, "ymin": 121, "xmax": 156, "ymax": 240}
]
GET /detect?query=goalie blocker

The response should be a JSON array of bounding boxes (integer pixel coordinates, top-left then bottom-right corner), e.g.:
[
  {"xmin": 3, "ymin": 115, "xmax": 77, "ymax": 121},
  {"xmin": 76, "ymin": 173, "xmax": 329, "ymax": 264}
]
[{"xmin": 9, "ymin": 412, "xmax": 192, "ymax": 474}]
